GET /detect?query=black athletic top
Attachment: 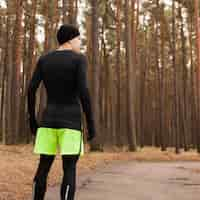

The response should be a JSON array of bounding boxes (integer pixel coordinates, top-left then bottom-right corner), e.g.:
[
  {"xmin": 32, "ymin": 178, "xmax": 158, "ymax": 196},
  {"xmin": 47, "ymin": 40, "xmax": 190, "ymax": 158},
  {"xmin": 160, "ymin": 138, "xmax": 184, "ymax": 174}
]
[{"xmin": 27, "ymin": 49, "xmax": 95, "ymax": 137}]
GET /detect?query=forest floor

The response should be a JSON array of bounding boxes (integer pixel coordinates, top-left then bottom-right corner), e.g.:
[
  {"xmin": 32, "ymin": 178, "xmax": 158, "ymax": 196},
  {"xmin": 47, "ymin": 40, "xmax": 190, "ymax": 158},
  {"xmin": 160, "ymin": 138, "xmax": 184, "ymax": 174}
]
[{"xmin": 0, "ymin": 143, "xmax": 200, "ymax": 200}]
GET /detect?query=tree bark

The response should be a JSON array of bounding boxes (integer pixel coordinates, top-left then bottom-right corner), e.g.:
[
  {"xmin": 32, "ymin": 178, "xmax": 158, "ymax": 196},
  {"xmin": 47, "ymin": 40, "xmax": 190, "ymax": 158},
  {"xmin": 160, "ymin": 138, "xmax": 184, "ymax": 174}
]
[
  {"xmin": 124, "ymin": 0, "xmax": 137, "ymax": 151},
  {"xmin": 89, "ymin": 0, "xmax": 102, "ymax": 151}
]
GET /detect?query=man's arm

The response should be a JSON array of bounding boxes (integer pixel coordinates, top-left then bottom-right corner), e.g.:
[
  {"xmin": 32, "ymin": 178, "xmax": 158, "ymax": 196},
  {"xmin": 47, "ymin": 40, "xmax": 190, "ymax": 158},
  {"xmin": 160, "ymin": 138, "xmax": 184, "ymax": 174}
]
[
  {"xmin": 27, "ymin": 56, "xmax": 43, "ymax": 135},
  {"xmin": 76, "ymin": 54, "xmax": 96, "ymax": 141}
]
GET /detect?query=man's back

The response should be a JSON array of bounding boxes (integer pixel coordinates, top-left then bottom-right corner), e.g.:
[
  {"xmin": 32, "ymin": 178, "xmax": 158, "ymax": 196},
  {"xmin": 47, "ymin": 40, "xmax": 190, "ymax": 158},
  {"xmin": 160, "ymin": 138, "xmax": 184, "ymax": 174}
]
[
  {"xmin": 42, "ymin": 49, "xmax": 80, "ymax": 105},
  {"xmin": 28, "ymin": 49, "xmax": 95, "ymax": 133}
]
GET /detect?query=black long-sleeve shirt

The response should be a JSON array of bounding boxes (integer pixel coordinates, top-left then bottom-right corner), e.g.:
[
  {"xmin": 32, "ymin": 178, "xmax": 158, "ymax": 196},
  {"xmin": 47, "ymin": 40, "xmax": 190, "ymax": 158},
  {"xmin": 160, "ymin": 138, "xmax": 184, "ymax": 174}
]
[{"xmin": 27, "ymin": 49, "xmax": 95, "ymax": 137}]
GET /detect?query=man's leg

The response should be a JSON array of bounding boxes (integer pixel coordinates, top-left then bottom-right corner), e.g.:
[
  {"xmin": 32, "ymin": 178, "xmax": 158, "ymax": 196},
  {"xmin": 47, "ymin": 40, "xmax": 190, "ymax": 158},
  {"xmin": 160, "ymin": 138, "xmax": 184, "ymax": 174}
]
[
  {"xmin": 32, "ymin": 154, "xmax": 55, "ymax": 200},
  {"xmin": 60, "ymin": 155, "xmax": 79, "ymax": 200}
]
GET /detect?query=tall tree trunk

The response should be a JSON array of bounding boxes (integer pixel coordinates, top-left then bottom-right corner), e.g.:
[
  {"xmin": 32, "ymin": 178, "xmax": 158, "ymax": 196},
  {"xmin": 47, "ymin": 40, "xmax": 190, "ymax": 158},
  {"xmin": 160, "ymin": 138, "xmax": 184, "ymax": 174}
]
[
  {"xmin": 2, "ymin": 0, "xmax": 13, "ymax": 144},
  {"xmin": 194, "ymin": 0, "xmax": 200, "ymax": 153},
  {"xmin": 178, "ymin": 4, "xmax": 189, "ymax": 151},
  {"xmin": 124, "ymin": 0, "xmax": 137, "ymax": 151},
  {"xmin": 115, "ymin": 0, "xmax": 123, "ymax": 147},
  {"xmin": 62, "ymin": 0, "xmax": 77, "ymax": 24},
  {"xmin": 90, "ymin": 0, "xmax": 101, "ymax": 151},
  {"xmin": 23, "ymin": 0, "xmax": 38, "ymax": 143},
  {"xmin": 160, "ymin": 3, "xmax": 166, "ymax": 151},
  {"xmin": 68, "ymin": 0, "xmax": 75, "ymax": 24},
  {"xmin": 0, "ymin": 17, "xmax": 6, "ymax": 141},
  {"xmin": 155, "ymin": 1, "xmax": 161, "ymax": 148},
  {"xmin": 140, "ymin": 22, "xmax": 147, "ymax": 147},
  {"xmin": 62, "ymin": 0, "xmax": 68, "ymax": 24},
  {"xmin": 11, "ymin": 0, "xmax": 24, "ymax": 143},
  {"xmin": 188, "ymin": 11, "xmax": 196, "ymax": 148},
  {"xmin": 172, "ymin": 0, "xmax": 180, "ymax": 154}
]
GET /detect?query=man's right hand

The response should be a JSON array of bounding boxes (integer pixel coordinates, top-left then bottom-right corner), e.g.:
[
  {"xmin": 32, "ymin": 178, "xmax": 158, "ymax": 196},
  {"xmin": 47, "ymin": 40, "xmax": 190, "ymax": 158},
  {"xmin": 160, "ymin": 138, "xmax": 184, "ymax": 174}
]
[{"xmin": 87, "ymin": 134, "xmax": 95, "ymax": 142}]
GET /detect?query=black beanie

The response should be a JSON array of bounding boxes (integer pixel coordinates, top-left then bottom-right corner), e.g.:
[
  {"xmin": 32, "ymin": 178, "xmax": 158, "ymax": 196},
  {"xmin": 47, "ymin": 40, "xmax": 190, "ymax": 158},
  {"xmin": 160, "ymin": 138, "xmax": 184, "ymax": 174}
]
[{"xmin": 57, "ymin": 24, "xmax": 80, "ymax": 45}]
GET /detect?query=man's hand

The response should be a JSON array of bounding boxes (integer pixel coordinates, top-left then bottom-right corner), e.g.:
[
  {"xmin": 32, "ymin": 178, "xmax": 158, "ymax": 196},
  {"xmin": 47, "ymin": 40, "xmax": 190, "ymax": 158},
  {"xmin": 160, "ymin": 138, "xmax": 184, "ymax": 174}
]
[
  {"xmin": 86, "ymin": 124, "xmax": 96, "ymax": 142},
  {"xmin": 86, "ymin": 130, "xmax": 95, "ymax": 142}
]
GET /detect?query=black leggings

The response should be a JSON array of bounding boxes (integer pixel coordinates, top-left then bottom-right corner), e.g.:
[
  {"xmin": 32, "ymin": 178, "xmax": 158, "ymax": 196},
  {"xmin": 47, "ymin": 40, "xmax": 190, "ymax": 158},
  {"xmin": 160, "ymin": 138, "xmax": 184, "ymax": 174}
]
[{"xmin": 32, "ymin": 154, "xmax": 79, "ymax": 200}]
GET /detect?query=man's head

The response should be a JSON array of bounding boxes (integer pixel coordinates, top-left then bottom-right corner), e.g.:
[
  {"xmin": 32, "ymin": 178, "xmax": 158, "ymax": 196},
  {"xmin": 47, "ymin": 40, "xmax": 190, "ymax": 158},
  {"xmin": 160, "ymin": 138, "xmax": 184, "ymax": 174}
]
[{"xmin": 57, "ymin": 24, "xmax": 81, "ymax": 52}]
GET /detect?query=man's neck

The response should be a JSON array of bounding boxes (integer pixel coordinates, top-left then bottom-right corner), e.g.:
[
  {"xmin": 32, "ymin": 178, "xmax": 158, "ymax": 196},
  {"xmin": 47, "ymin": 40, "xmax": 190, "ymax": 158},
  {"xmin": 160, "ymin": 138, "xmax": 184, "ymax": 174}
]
[{"xmin": 57, "ymin": 44, "xmax": 73, "ymax": 51}]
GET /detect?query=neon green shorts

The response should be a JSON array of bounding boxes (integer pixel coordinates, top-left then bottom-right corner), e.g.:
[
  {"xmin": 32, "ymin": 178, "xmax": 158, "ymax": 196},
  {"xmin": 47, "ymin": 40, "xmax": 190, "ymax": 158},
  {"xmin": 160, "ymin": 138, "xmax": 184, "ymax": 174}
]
[{"xmin": 33, "ymin": 127, "xmax": 84, "ymax": 156}]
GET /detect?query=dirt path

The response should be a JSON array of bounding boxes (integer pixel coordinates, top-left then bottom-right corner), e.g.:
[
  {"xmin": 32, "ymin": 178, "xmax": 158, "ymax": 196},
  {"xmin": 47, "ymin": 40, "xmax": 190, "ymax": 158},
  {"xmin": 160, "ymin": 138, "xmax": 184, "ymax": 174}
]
[{"xmin": 45, "ymin": 160, "xmax": 200, "ymax": 200}]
